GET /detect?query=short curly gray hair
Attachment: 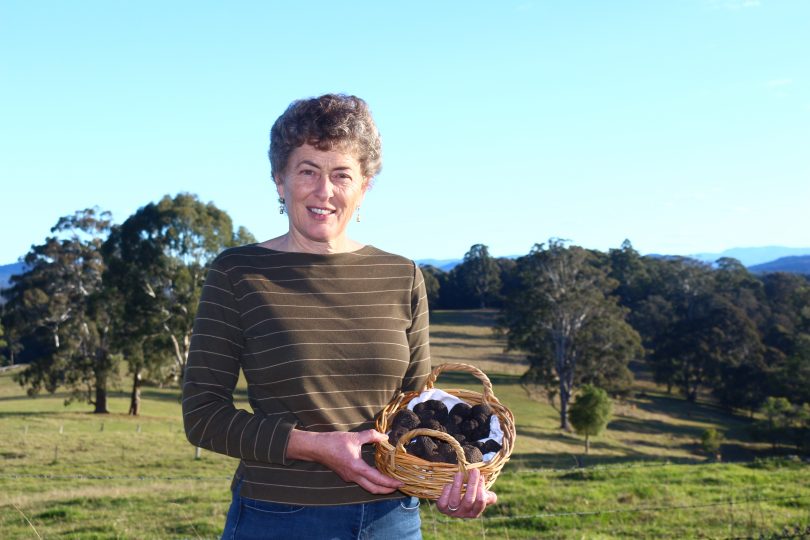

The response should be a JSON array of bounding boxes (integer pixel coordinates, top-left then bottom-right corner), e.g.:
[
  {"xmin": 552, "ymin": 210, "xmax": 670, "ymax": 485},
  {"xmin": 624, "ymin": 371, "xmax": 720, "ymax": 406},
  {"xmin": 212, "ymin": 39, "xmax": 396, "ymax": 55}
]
[{"xmin": 269, "ymin": 94, "xmax": 382, "ymax": 181}]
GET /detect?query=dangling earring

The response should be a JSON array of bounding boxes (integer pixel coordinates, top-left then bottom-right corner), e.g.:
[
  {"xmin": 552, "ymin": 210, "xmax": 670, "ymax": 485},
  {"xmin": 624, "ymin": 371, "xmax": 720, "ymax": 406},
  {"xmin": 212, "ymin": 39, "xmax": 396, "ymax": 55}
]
[
  {"xmin": 278, "ymin": 197, "xmax": 286, "ymax": 215},
  {"xmin": 356, "ymin": 206, "xmax": 361, "ymax": 223}
]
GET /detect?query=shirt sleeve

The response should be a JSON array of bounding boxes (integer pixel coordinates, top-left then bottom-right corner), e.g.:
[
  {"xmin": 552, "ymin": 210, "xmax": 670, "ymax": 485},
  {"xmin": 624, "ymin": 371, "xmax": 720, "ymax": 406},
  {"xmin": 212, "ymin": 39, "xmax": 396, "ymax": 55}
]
[
  {"xmin": 400, "ymin": 263, "xmax": 431, "ymax": 392},
  {"xmin": 182, "ymin": 255, "xmax": 298, "ymax": 465}
]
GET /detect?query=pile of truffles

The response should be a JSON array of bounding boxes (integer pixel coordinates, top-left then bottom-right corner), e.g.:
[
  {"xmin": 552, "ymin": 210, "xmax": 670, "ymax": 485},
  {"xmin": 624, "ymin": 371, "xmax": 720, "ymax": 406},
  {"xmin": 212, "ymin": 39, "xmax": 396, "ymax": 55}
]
[{"xmin": 387, "ymin": 399, "xmax": 502, "ymax": 464}]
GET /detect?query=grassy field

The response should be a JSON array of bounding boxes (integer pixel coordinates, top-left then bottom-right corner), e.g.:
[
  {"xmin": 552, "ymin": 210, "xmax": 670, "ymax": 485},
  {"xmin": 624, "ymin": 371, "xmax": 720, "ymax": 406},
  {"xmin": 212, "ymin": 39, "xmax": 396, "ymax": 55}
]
[{"xmin": 1, "ymin": 309, "xmax": 809, "ymax": 539}]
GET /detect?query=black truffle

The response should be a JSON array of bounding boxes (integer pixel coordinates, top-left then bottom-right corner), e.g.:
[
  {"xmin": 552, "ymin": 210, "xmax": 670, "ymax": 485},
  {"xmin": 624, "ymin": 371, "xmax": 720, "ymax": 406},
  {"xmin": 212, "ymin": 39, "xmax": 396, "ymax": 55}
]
[
  {"xmin": 388, "ymin": 426, "xmax": 409, "ymax": 446},
  {"xmin": 452, "ymin": 433, "xmax": 467, "ymax": 446},
  {"xmin": 460, "ymin": 418, "xmax": 480, "ymax": 439},
  {"xmin": 471, "ymin": 412, "xmax": 491, "ymax": 427},
  {"xmin": 407, "ymin": 435, "xmax": 437, "ymax": 460},
  {"xmin": 391, "ymin": 409, "xmax": 420, "ymax": 430},
  {"xmin": 450, "ymin": 402, "xmax": 472, "ymax": 419},
  {"xmin": 422, "ymin": 400, "xmax": 449, "ymax": 425},
  {"xmin": 420, "ymin": 419, "xmax": 446, "ymax": 433},
  {"xmin": 417, "ymin": 409, "xmax": 437, "ymax": 423},
  {"xmin": 472, "ymin": 418, "xmax": 492, "ymax": 441},
  {"xmin": 462, "ymin": 445, "xmax": 484, "ymax": 464},
  {"xmin": 471, "ymin": 403, "xmax": 493, "ymax": 418},
  {"xmin": 436, "ymin": 442, "xmax": 458, "ymax": 464},
  {"xmin": 482, "ymin": 439, "xmax": 502, "ymax": 454},
  {"xmin": 412, "ymin": 402, "xmax": 429, "ymax": 415}
]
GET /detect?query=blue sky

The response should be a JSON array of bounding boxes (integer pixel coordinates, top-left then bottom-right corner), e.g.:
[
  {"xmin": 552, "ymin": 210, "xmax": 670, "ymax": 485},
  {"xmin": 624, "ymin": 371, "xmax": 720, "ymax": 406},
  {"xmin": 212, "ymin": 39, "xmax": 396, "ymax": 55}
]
[{"xmin": 2, "ymin": 0, "xmax": 808, "ymax": 264}]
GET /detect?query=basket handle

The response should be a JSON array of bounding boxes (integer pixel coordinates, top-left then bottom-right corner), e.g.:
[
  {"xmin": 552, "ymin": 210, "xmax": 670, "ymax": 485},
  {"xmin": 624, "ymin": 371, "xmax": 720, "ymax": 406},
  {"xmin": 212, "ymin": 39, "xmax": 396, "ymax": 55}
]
[
  {"xmin": 423, "ymin": 362, "xmax": 494, "ymax": 403},
  {"xmin": 391, "ymin": 428, "xmax": 469, "ymax": 474}
]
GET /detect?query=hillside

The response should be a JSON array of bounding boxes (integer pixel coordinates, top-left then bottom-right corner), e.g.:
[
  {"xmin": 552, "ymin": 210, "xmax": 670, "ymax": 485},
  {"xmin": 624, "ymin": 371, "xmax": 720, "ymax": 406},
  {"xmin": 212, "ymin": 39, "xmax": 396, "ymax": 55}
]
[
  {"xmin": 0, "ymin": 310, "xmax": 808, "ymax": 538},
  {"xmin": 749, "ymin": 255, "xmax": 810, "ymax": 275},
  {"xmin": 0, "ymin": 261, "xmax": 25, "ymax": 294},
  {"xmin": 689, "ymin": 246, "xmax": 810, "ymax": 267}
]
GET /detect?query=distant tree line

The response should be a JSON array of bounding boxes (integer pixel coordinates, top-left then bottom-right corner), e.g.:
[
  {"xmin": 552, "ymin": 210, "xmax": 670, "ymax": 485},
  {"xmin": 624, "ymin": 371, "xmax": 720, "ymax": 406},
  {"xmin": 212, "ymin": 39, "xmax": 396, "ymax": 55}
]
[
  {"xmin": 0, "ymin": 193, "xmax": 254, "ymax": 414},
  {"xmin": 424, "ymin": 240, "xmax": 810, "ymax": 442}
]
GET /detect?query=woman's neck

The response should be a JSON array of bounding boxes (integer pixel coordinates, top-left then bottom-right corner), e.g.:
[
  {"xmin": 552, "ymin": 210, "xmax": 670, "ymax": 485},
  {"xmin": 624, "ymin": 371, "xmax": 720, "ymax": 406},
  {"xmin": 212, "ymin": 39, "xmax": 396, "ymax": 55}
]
[{"xmin": 258, "ymin": 233, "xmax": 365, "ymax": 255}]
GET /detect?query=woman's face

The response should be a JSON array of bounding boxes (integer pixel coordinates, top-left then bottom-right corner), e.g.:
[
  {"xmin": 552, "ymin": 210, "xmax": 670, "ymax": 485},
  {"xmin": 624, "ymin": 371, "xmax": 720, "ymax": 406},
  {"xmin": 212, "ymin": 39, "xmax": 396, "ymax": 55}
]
[{"xmin": 275, "ymin": 144, "xmax": 368, "ymax": 250}]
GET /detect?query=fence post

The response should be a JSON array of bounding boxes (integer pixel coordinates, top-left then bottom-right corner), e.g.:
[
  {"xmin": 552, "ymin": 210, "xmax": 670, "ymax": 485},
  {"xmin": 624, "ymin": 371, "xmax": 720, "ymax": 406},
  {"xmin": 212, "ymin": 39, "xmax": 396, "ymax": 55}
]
[{"xmin": 728, "ymin": 494, "xmax": 734, "ymax": 538}]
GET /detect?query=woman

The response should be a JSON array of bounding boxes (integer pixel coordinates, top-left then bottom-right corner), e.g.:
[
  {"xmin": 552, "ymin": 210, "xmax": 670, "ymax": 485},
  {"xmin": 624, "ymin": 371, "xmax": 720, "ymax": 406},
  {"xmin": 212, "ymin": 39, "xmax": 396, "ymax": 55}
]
[{"xmin": 182, "ymin": 94, "xmax": 497, "ymax": 540}]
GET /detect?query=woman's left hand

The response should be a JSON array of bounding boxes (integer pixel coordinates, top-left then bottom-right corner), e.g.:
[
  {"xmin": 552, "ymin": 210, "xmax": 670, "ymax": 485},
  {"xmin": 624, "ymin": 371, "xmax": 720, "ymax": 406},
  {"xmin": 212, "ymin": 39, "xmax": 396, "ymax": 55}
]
[{"xmin": 436, "ymin": 469, "xmax": 498, "ymax": 519}]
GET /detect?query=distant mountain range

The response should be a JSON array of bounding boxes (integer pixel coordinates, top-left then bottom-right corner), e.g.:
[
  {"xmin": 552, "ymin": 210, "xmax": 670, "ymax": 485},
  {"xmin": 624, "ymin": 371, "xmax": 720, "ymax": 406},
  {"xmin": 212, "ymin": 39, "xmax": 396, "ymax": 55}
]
[
  {"xmin": 686, "ymin": 246, "xmax": 810, "ymax": 267},
  {"xmin": 416, "ymin": 258, "xmax": 466, "ymax": 272},
  {"xmin": 748, "ymin": 255, "xmax": 810, "ymax": 275},
  {"xmin": 0, "ymin": 262, "xmax": 25, "ymax": 293}
]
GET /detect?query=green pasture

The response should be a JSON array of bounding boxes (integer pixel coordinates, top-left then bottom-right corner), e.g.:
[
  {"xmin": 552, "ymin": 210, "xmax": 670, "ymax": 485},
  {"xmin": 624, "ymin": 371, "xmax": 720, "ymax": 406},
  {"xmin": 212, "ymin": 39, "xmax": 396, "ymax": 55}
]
[{"xmin": 1, "ymin": 310, "xmax": 809, "ymax": 539}]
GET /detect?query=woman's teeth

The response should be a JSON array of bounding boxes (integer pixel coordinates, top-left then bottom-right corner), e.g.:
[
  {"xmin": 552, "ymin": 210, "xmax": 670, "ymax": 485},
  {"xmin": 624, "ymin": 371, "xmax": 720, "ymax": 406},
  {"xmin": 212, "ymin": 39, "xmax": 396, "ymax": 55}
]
[{"xmin": 309, "ymin": 207, "xmax": 333, "ymax": 215}]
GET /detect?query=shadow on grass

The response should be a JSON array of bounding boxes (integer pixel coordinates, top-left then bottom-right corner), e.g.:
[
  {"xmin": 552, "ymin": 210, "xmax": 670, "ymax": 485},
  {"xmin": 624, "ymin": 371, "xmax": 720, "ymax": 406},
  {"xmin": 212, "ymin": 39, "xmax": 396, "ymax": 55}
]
[
  {"xmin": 507, "ymin": 451, "xmax": 703, "ymax": 470},
  {"xmin": 633, "ymin": 392, "xmax": 751, "ymax": 428},
  {"xmin": 430, "ymin": 309, "xmax": 500, "ymax": 328},
  {"xmin": 433, "ymin": 354, "xmax": 528, "ymax": 371},
  {"xmin": 608, "ymin": 417, "xmax": 703, "ymax": 439},
  {"xmin": 431, "ymin": 340, "xmax": 498, "ymax": 349},
  {"xmin": 431, "ymin": 371, "xmax": 521, "ymax": 387},
  {"xmin": 431, "ymin": 330, "xmax": 497, "ymax": 341}
]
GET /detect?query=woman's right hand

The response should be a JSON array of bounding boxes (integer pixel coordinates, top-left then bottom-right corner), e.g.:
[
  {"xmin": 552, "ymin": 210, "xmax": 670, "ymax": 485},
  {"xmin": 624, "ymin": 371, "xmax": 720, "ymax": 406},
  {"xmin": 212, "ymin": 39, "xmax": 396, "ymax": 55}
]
[{"xmin": 286, "ymin": 429, "xmax": 404, "ymax": 495}]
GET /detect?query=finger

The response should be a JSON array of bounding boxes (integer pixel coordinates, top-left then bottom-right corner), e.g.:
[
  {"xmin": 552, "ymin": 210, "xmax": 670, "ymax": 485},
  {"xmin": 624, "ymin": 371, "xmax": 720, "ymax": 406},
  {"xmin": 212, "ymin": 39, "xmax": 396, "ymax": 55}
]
[
  {"xmin": 447, "ymin": 471, "xmax": 464, "ymax": 510},
  {"xmin": 360, "ymin": 429, "xmax": 388, "ymax": 444},
  {"xmin": 354, "ymin": 475, "xmax": 399, "ymax": 495},
  {"xmin": 471, "ymin": 472, "xmax": 488, "ymax": 517},
  {"xmin": 437, "ymin": 482, "xmax": 451, "ymax": 510},
  {"xmin": 358, "ymin": 463, "xmax": 403, "ymax": 489},
  {"xmin": 486, "ymin": 490, "xmax": 498, "ymax": 505},
  {"xmin": 462, "ymin": 469, "xmax": 480, "ymax": 507}
]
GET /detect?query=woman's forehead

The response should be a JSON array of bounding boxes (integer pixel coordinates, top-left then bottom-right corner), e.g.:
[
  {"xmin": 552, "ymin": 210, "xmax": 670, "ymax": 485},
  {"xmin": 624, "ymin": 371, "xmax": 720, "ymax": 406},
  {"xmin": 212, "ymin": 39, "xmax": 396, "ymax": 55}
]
[{"xmin": 289, "ymin": 144, "xmax": 362, "ymax": 168}]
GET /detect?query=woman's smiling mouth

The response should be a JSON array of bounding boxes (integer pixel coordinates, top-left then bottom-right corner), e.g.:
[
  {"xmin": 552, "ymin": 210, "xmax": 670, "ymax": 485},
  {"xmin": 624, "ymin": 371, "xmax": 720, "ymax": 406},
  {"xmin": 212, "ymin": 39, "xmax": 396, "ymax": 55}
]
[{"xmin": 308, "ymin": 206, "xmax": 335, "ymax": 216}]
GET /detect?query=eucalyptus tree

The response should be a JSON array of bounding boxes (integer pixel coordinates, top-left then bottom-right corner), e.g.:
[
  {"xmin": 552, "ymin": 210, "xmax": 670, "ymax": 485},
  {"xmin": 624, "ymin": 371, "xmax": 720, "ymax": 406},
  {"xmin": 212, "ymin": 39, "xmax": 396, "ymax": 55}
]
[
  {"xmin": 458, "ymin": 244, "xmax": 502, "ymax": 308},
  {"xmin": 419, "ymin": 265, "xmax": 442, "ymax": 312},
  {"xmin": 103, "ymin": 193, "xmax": 254, "ymax": 414},
  {"xmin": 761, "ymin": 272, "xmax": 810, "ymax": 405},
  {"xmin": 4, "ymin": 209, "xmax": 116, "ymax": 413},
  {"xmin": 0, "ymin": 320, "xmax": 6, "ymax": 356},
  {"xmin": 499, "ymin": 239, "xmax": 640, "ymax": 430}
]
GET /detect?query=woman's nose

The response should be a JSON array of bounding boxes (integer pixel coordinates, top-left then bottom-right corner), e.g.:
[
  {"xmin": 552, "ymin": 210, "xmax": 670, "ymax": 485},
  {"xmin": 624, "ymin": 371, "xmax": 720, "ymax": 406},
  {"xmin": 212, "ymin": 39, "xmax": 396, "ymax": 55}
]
[{"xmin": 313, "ymin": 174, "xmax": 334, "ymax": 198}]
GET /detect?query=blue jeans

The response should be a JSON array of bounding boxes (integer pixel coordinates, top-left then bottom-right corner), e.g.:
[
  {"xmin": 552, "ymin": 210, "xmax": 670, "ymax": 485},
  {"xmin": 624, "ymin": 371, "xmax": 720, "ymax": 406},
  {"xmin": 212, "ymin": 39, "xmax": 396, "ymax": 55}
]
[{"xmin": 221, "ymin": 479, "xmax": 422, "ymax": 540}]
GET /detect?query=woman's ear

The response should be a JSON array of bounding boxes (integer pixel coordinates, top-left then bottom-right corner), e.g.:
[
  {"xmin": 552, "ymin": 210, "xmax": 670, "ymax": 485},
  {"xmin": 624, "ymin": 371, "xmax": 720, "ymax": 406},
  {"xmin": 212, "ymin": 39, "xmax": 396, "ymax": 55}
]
[{"xmin": 274, "ymin": 173, "xmax": 285, "ymax": 199}]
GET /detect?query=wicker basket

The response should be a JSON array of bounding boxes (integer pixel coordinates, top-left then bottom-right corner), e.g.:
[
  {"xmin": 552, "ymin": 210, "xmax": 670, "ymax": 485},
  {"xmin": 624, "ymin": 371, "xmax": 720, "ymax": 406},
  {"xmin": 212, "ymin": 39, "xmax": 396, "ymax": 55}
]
[{"xmin": 374, "ymin": 362, "xmax": 516, "ymax": 499}]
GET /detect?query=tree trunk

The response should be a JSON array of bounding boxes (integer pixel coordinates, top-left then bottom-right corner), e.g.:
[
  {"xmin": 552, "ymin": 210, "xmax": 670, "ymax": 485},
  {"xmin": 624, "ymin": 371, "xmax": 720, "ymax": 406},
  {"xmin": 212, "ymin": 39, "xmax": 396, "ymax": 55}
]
[
  {"xmin": 129, "ymin": 370, "xmax": 142, "ymax": 416},
  {"xmin": 559, "ymin": 382, "xmax": 571, "ymax": 431},
  {"xmin": 93, "ymin": 350, "xmax": 110, "ymax": 414},
  {"xmin": 94, "ymin": 374, "xmax": 109, "ymax": 414},
  {"xmin": 585, "ymin": 434, "xmax": 590, "ymax": 454}
]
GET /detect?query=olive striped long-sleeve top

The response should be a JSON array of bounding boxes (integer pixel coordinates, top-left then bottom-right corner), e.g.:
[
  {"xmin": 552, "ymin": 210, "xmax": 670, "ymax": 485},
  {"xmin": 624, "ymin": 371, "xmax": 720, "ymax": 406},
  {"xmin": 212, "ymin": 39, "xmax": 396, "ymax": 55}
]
[{"xmin": 182, "ymin": 244, "xmax": 431, "ymax": 505}]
